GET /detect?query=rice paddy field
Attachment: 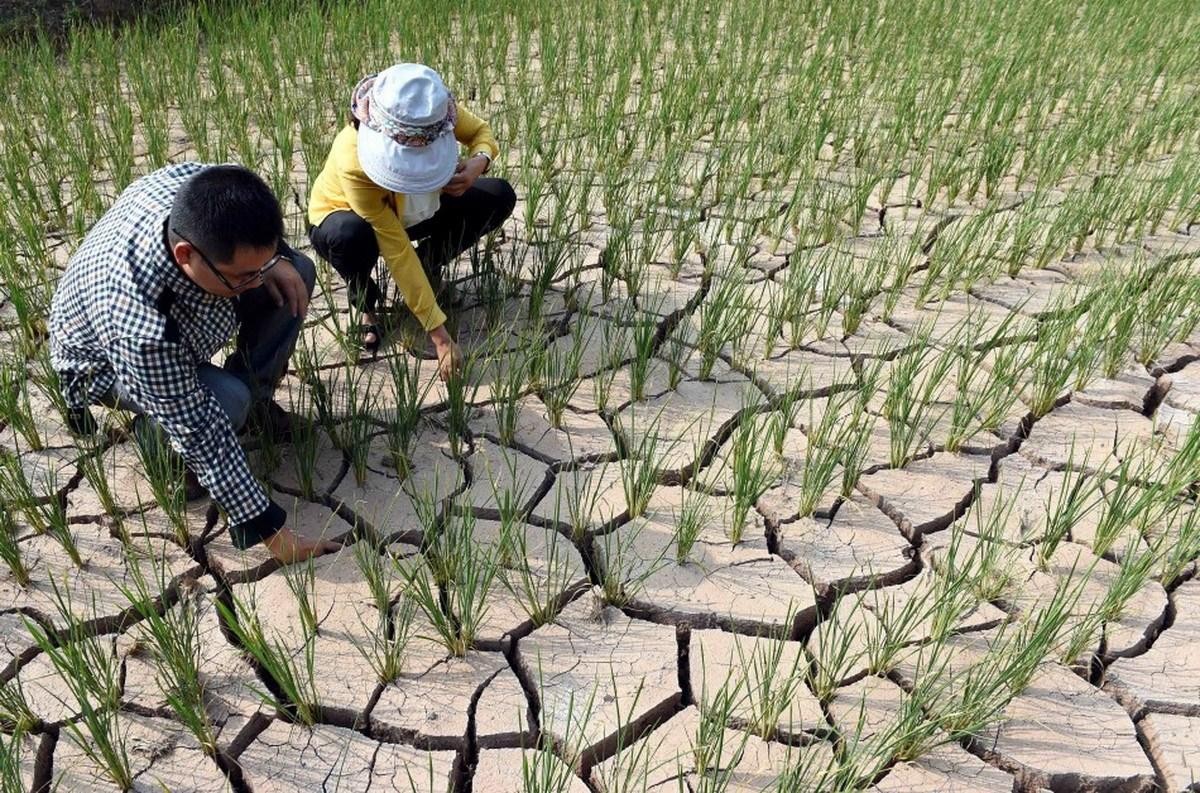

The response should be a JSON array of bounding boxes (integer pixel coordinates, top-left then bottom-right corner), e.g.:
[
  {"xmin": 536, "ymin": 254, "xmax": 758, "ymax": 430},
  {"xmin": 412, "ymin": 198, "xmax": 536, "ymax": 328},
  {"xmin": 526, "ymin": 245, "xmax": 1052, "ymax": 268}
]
[{"xmin": 2, "ymin": 0, "xmax": 1200, "ymax": 789}]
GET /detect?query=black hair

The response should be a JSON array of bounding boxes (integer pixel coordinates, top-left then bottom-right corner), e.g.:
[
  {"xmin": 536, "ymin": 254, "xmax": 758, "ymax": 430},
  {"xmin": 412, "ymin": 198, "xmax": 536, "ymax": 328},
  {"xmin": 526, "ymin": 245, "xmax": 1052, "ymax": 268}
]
[{"xmin": 168, "ymin": 165, "xmax": 283, "ymax": 264}]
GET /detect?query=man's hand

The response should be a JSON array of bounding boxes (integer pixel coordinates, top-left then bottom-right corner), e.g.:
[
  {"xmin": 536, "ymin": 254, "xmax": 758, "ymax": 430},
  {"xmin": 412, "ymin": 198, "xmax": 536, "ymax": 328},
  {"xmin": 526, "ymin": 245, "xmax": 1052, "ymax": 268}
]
[
  {"xmin": 430, "ymin": 324, "xmax": 463, "ymax": 382},
  {"xmin": 262, "ymin": 258, "xmax": 310, "ymax": 319},
  {"xmin": 264, "ymin": 527, "xmax": 341, "ymax": 565},
  {"xmin": 441, "ymin": 155, "xmax": 488, "ymax": 198}
]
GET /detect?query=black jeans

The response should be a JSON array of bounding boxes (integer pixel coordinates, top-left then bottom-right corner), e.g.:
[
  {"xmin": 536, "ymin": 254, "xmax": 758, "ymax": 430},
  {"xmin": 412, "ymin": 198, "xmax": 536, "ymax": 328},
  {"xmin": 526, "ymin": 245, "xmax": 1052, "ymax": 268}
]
[{"xmin": 308, "ymin": 177, "xmax": 517, "ymax": 315}]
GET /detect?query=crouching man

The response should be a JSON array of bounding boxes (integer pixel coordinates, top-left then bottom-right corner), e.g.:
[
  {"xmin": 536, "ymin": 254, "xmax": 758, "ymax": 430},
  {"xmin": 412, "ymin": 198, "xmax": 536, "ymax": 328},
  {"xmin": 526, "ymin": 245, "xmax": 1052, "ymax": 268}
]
[{"xmin": 49, "ymin": 162, "xmax": 340, "ymax": 564}]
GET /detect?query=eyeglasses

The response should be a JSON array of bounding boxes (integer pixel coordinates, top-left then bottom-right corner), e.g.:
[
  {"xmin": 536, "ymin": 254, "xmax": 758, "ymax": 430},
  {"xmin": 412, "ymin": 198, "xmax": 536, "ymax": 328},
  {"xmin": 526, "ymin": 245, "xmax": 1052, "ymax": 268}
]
[{"xmin": 170, "ymin": 228, "xmax": 285, "ymax": 293}]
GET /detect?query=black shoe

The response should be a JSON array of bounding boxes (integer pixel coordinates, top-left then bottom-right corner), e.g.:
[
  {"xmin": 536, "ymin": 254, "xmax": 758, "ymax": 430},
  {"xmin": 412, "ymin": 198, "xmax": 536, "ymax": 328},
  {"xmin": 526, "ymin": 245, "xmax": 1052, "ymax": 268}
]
[
  {"xmin": 184, "ymin": 468, "xmax": 207, "ymax": 501},
  {"xmin": 248, "ymin": 401, "xmax": 295, "ymax": 443}
]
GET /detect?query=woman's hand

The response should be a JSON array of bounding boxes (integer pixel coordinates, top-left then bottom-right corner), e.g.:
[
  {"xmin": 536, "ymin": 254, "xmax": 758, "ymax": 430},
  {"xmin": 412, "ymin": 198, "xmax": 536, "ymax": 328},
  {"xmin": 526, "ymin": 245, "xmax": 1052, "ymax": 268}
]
[
  {"xmin": 430, "ymin": 324, "xmax": 463, "ymax": 382},
  {"xmin": 441, "ymin": 155, "xmax": 488, "ymax": 198}
]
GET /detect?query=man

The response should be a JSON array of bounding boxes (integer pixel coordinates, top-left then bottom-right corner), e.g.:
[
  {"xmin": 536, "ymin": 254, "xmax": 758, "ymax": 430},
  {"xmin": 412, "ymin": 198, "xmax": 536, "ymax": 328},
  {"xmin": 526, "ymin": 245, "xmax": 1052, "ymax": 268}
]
[{"xmin": 50, "ymin": 162, "xmax": 339, "ymax": 564}]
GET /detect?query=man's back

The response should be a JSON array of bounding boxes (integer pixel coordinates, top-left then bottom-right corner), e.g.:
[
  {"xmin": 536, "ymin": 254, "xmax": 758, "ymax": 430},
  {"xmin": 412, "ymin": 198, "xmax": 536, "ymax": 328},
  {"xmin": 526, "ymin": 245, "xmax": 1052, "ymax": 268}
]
[{"xmin": 49, "ymin": 162, "xmax": 236, "ymax": 411}]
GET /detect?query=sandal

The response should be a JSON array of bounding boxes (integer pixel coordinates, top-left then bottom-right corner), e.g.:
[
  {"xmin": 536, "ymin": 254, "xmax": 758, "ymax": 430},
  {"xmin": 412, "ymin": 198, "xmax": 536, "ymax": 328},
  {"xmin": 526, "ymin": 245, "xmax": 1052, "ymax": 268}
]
[{"xmin": 356, "ymin": 322, "xmax": 384, "ymax": 355}]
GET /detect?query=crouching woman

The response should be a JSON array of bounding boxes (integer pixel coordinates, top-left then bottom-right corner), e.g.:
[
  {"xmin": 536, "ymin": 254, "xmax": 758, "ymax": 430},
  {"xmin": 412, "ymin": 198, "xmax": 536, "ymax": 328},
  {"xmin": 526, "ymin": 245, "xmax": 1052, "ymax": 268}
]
[{"xmin": 307, "ymin": 62, "xmax": 516, "ymax": 374}]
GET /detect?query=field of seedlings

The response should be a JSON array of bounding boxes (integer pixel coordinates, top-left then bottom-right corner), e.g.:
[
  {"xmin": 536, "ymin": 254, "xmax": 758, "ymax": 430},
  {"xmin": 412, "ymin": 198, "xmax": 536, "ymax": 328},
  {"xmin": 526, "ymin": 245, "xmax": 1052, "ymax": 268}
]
[{"xmin": 2, "ymin": 0, "xmax": 1200, "ymax": 790}]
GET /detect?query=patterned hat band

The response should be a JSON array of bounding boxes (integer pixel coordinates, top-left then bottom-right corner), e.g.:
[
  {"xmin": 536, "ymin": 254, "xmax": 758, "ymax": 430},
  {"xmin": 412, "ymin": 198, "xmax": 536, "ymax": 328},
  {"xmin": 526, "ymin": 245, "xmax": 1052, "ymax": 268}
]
[{"xmin": 351, "ymin": 73, "xmax": 457, "ymax": 148}]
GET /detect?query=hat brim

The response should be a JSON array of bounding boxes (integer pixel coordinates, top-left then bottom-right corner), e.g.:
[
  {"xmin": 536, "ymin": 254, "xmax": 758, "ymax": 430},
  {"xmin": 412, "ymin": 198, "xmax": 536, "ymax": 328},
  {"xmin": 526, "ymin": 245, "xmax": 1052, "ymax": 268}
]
[{"xmin": 357, "ymin": 123, "xmax": 458, "ymax": 194}]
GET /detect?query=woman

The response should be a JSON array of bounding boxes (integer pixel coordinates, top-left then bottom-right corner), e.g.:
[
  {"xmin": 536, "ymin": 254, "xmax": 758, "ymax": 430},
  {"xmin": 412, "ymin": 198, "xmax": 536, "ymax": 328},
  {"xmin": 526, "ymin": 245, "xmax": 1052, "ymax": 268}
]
[{"xmin": 307, "ymin": 63, "xmax": 516, "ymax": 376}]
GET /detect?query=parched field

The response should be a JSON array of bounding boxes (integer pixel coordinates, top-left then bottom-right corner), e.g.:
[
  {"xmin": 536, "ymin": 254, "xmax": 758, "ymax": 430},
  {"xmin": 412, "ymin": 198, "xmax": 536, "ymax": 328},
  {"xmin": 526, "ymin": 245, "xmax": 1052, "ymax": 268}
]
[{"xmin": 2, "ymin": 0, "xmax": 1200, "ymax": 790}]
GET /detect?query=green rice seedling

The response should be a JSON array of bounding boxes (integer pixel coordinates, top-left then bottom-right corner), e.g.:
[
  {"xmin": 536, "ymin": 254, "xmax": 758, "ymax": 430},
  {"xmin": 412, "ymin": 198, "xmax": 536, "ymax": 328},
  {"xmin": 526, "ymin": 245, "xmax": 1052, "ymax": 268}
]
[
  {"xmin": 0, "ymin": 363, "xmax": 42, "ymax": 452},
  {"xmin": 1089, "ymin": 456, "xmax": 1175, "ymax": 559},
  {"xmin": 728, "ymin": 414, "xmax": 779, "ymax": 544},
  {"xmin": 385, "ymin": 352, "xmax": 430, "ymax": 479},
  {"xmin": 598, "ymin": 520, "xmax": 666, "ymax": 608},
  {"xmin": 962, "ymin": 487, "xmax": 1021, "ymax": 602},
  {"xmin": 627, "ymin": 307, "xmax": 660, "ymax": 404},
  {"xmin": 1036, "ymin": 456, "xmax": 1105, "ymax": 571},
  {"xmin": 115, "ymin": 549, "xmax": 216, "ymax": 756},
  {"xmin": 358, "ymin": 592, "xmax": 416, "ymax": 686},
  {"xmin": 779, "ymin": 260, "xmax": 822, "ymax": 351},
  {"xmin": 490, "ymin": 348, "xmax": 529, "ymax": 446},
  {"xmin": 524, "ymin": 674, "xmax": 599, "ymax": 788},
  {"xmin": 769, "ymin": 381, "xmax": 807, "ymax": 459},
  {"xmin": 14, "ymin": 459, "xmax": 82, "ymax": 568},
  {"xmin": 864, "ymin": 578, "xmax": 940, "ymax": 676},
  {"xmin": 662, "ymin": 326, "xmax": 692, "ymax": 392},
  {"xmin": 795, "ymin": 395, "xmax": 849, "ymax": 518},
  {"xmin": 444, "ymin": 346, "xmax": 483, "ymax": 458},
  {"xmin": 353, "ymin": 536, "xmax": 397, "ymax": 617},
  {"xmin": 285, "ymin": 383, "xmax": 322, "ymax": 499},
  {"xmin": 404, "ymin": 505, "xmax": 496, "ymax": 657},
  {"xmin": 690, "ymin": 665, "xmax": 749, "ymax": 791},
  {"xmin": 591, "ymin": 673, "xmax": 658, "ymax": 793},
  {"xmin": 1097, "ymin": 539, "xmax": 1159, "ymax": 626},
  {"xmin": 925, "ymin": 529, "xmax": 987, "ymax": 643},
  {"xmin": 0, "ymin": 508, "xmax": 30, "ymax": 588},
  {"xmin": 500, "ymin": 523, "xmax": 577, "ymax": 627},
  {"xmin": 0, "ymin": 675, "xmax": 37, "ymax": 736},
  {"xmin": 25, "ymin": 580, "xmax": 129, "ymax": 790},
  {"xmin": 874, "ymin": 671, "xmax": 946, "ymax": 765},
  {"xmin": 838, "ymin": 409, "xmax": 879, "ymax": 499},
  {"xmin": 333, "ymin": 364, "xmax": 380, "ymax": 487},
  {"xmin": 1154, "ymin": 503, "xmax": 1200, "ymax": 585},
  {"xmin": 283, "ymin": 557, "xmax": 320, "ymax": 639},
  {"xmin": 737, "ymin": 619, "xmax": 809, "ymax": 739},
  {"xmin": 216, "ymin": 583, "xmax": 321, "ymax": 726},
  {"xmin": 884, "ymin": 338, "xmax": 954, "ymax": 467},
  {"xmin": 696, "ymin": 273, "xmax": 753, "ymax": 380},
  {"xmin": 77, "ymin": 432, "xmax": 121, "ymax": 521},
  {"xmin": 615, "ymin": 411, "xmax": 664, "ymax": 520},
  {"xmin": 808, "ymin": 594, "xmax": 867, "ymax": 703},
  {"xmin": 1134, "ymin": 265, "xmax": 1200, "ymax": 366},
  {"xmin": 539, "ymin": 330, "xmax": 587, "ymax": 429},
  {"xmin": 672, "ymin": 483, "xmax": 712, "ymax": 565},
  {"xmin": 1023, "ymin": 312, "xmax": 1084, "ymax": 418},
  {"xmin": 130, "ymin": 420, "xmax": 190, "ymax": 546}
]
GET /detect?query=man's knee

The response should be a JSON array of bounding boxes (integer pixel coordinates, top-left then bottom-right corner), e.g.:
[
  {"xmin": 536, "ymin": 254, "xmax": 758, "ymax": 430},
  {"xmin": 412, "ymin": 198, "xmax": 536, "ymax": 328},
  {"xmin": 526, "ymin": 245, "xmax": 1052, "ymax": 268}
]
[
  {"xmin": 198, "ymin": 365, "xmax": 252, "ymax": 431},
  {"xmin": 289, "ymin": 250, "xmax": 317, "ymax": 296}
]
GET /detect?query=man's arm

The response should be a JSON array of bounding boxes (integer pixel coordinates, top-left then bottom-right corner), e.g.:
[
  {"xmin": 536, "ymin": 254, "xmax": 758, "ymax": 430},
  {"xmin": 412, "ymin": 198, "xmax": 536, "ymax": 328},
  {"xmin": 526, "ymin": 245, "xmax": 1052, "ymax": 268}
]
[{"xmin": 108, "ymin": 335, "xmax": 282, "ymax": 549}]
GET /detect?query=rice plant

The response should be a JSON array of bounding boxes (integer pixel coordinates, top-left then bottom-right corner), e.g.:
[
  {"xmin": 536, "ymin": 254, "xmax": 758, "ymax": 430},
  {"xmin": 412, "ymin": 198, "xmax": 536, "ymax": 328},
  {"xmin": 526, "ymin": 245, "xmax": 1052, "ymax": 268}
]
[
  {"xmin": 115, "ymin": 548, "xmax": 216, "ymax": 756},
  {"xmin": 597, "ymin": 520, "xmax": 666, "ymax": 608},
  {"xmin": 696, "ymin": 273, "xmax": 753, "ymax": 380},
  {"xmin": 403, "ymin": 502, "xmax": 497, "ymax": 657},
  {"xmin": 216, "ymin": 583, "xmax": 322, "ymax": 726},
  {"xmin": 1036, "ymin": 455, "xmax": 1106, "ymax": 571},
  {"xmin": 672, "ymin": 483, "xmax": 712, "ymax": 565},
  {"xmin": 24, "ymin": 579, "xmax": 129, "ymax": 790},
  {"xmin": 499, "ymin": 522, "xmax": 578, "ymax": 627},
  {"xmin": 727, "ymin": 412, "xmax": 779, "ymax": 544},
  {"xmin": 615, "ymin": 411, "xmax": 664, "ymax": 520},
  {"xmin": 0, "ymin": 509, "xmax": 31, "ymax": 588},
  {"xmin": 130, "ymin": 419, "xmax": 190, "ymax": 546}
]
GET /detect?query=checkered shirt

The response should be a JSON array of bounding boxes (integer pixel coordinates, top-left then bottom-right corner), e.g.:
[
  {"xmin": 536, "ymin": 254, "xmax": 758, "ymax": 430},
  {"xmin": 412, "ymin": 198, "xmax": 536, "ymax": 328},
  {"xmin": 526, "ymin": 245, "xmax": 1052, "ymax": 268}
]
[{"xmin": 49, "ymin": 163, "xmax": 275, "ymax": 534}]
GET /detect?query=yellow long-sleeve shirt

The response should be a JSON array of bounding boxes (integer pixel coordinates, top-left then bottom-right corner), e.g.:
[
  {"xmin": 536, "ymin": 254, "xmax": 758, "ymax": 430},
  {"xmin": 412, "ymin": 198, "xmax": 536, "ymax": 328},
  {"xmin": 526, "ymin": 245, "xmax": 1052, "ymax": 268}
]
[{"xmin": 307, "ymin": 107, "xmax": 499, "ymax": 331}]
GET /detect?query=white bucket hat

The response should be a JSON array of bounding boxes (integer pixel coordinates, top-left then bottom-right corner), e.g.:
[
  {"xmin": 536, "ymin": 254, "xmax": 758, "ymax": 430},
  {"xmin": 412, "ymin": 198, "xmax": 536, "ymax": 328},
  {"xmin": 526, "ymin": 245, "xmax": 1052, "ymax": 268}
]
[{"xmin": 351, "ymin": 63, "xmax": 459, "ymax": 194}]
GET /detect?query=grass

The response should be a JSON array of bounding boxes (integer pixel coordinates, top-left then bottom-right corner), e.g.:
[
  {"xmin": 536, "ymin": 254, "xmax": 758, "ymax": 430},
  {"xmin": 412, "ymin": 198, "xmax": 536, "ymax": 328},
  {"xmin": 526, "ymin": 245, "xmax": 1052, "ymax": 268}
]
[
  {"xmin": 115, "ymin": 545, "xmax": 216, "ymax": 756},
  {"xmin": 216, "ymin": 581, "xmax": 322, "ymax": 726},
  {"xmin": 671, "ymin": 483, "xmax": 711, "ymax": 565},
  {"xmin": 24, "ymin": 578, "xmax": 129, "ymax": 790},
  {"xmin": 726, "ymin": 411, "xmax": 779, "ymax": 544},
  {"xmin": 4, "ymin": 0, "xmax": 1200, "ymax": 786},
  {"xmin": 403, "ymin": 498, "xmax": 497, "ymax": 657}
]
